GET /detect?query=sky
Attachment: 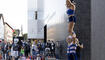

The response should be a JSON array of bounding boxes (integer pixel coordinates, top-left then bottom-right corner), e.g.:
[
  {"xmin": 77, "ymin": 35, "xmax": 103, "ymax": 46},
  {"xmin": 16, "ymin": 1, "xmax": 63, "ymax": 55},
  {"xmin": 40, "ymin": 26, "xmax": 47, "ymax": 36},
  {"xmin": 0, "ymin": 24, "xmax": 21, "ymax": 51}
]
[{"xmin": 0, "ymin": 0, "xmax": 27, "ymax": 33}]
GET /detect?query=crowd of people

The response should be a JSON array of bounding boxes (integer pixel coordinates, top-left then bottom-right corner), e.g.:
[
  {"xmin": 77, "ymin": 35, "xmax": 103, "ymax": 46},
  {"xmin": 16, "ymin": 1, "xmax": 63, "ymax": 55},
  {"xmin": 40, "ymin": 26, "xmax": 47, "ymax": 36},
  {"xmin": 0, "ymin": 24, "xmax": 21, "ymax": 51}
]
[
  {"xmin": 0, "ymin": 40, "xmax": 56, "ymax": 60},
  {"xmin": 0, "ymin": 40, "xmax": 30, "ymax": 60},
  {"xmin": 31, "ymin": 40, "xmax": 56, "ymax": 59}
]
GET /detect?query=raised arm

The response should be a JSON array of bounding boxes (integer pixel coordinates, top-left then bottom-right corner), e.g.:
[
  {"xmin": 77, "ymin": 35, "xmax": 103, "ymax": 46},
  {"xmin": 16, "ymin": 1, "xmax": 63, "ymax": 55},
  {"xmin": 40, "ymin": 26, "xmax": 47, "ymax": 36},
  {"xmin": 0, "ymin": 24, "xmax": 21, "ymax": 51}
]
[
  {"xmin": 77, "ymin": 43, "xmax": 83, "ymax": 48},
  {"xmin": 66, "ymin": 0, "xmax": 75, "ymax": 10},
  {"xmin": 76, "ymin": 38, "xmax": 83, "ymax": 48}
]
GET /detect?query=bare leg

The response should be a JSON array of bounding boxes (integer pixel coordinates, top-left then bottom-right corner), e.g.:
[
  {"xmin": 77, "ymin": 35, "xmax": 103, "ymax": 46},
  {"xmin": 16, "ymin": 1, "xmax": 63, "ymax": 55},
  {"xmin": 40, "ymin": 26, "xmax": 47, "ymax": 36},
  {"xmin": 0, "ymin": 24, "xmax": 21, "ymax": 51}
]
[
  {"xmin": 68, "ymin": 22, "xmax": 75, "ymax": 34},
  {"xmin": 68, "ymin": 22, "xmax": 76, "ymax": 37}
]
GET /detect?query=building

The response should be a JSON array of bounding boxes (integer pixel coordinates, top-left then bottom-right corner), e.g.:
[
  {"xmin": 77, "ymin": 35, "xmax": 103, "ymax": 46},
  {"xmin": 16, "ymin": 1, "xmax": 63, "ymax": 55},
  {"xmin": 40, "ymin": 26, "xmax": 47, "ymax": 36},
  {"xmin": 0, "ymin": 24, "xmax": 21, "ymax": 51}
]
[
  {"xmin": 0, "ymin": 14, "xmax": 4, "ymax": 41},
  {"xmin": 4, "ymin": 22, "xmax": 14, "ymax": 44},
  {"xmin": 28, "ymin": 0, "xmax": 44, "ymax": 41},
  {"xmin": 0, "ymin": 14, "xmax": 14, "ymax": 44}
]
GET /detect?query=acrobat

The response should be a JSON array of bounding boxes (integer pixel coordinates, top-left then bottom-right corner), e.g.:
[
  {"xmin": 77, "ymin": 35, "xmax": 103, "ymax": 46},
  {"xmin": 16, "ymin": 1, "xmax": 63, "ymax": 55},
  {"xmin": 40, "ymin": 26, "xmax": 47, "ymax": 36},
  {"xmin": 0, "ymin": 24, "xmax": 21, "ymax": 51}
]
[{"xmin": 66, "ymin": 0, "xmax": 76, "ymax": 38}]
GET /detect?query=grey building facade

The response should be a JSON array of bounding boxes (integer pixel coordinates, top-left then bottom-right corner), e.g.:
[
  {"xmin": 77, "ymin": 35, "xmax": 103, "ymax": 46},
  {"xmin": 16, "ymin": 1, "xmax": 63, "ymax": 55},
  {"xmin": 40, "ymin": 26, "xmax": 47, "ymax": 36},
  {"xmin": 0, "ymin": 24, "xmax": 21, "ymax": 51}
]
[{"xmin": 91, "ymin": 0, "xmax": 105, "ymax": 60}]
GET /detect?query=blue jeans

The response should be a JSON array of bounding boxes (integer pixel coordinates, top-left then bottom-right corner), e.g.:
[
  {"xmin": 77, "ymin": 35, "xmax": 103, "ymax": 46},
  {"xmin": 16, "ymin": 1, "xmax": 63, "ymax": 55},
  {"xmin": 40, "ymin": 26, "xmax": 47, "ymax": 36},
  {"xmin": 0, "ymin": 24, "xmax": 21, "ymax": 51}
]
[
  {"xmin": 32, "ymin": 50, "xmax": 37, "ymax": 56},
  {"xmin": 68, "ymin": 53, "xmax": 78, "ymax": 60}
]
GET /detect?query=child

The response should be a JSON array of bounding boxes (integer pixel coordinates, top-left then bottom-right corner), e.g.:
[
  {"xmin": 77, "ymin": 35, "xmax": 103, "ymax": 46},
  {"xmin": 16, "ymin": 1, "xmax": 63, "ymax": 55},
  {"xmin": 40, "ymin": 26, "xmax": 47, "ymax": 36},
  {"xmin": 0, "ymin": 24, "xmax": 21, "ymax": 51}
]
[{"xmin": 20, "ymin": 46, "xmax": 24, "ymax": 57}]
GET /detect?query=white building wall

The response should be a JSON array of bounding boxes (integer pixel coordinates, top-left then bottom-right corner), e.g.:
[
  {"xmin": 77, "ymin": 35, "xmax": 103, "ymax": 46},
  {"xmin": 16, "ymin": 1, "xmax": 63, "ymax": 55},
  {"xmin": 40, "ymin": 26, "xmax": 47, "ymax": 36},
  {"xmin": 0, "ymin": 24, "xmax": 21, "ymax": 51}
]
[
  {"xmin": 28, "ymin": 0, "xmax": 37, "ymax": 39},
  {"xmin": 28, "ymin": 19, "xmax": 37, "ymax": 39},
  {"xmin": 28, "ymin": 0, "xmax": 44, "ymax": 39},
  {"xmin": 37, "ymin": 0, "xmax": 44, "ymax": 39},
  {"xmin": 0, "ymin": 16, "xmax": 4, "ymax": 40},
  {"xmin": 4, "ymin": 24, "xmax": 13, "ymax": 43}
]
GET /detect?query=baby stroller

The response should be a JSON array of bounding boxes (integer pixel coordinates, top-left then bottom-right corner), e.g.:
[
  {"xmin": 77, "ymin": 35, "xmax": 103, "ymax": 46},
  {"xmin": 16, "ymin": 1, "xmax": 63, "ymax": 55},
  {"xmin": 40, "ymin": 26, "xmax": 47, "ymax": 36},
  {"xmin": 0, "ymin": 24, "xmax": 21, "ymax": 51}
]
[{"xmin": 45, "ymin": 47, "xmax": 51, "ymax": 57}]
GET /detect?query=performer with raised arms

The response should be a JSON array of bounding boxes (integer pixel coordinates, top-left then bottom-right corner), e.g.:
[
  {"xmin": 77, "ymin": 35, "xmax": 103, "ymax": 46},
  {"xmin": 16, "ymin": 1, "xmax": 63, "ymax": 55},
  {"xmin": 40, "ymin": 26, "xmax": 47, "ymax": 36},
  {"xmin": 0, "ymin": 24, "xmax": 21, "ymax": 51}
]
[{"xmin": 66, "ymin": 0, "xmax": 76, "ymax": 38}]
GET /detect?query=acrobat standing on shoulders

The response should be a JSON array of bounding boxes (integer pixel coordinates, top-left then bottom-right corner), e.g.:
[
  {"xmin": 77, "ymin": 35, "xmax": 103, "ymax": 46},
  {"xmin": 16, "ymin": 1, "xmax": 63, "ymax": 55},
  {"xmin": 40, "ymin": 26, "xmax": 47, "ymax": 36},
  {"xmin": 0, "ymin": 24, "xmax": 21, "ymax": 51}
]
[{"xmin": 66, "ymin": 0, "xmax": 76, "ymax": 38}]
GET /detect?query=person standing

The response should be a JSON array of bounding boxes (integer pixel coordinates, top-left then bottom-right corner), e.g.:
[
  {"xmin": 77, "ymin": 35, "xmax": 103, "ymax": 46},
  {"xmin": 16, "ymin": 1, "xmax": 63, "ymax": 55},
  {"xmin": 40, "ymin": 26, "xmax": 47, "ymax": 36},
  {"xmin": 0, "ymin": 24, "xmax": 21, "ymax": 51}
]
[
  {"xmin": 32, "ymin": 42, "xmax": 37, "ymax": 59},
  {"xmin": 37, "ymin": 41, "xmax": 42, "ymax": 54},
  {"xmin": 51, "ymin": 41, "xmax": 55, "ymax": 57},
  {"xmin": 66, "ymin": 37, "xmax": 78, "ymax": 60},
  {"xmin": 6, "ymin": 46, "xmax": 11, "ymax": 60},
  {"xmin": 4, "ymin": 43, "xmax": 8, "ymax": 60},
  {"xmin": 46, "ymin": 40, "xmax": 51, "ymax": 51},
  {"xmin": 24, "ymin": 42, "xmax": 30, "ymax": 58},
  {"xmin": 20, "ymin": 46, "xmax": 25, "ymax": 57},
  {"xmin": 66, "ymin": 0, "xmax": 77, "ymax": 38},
  {"xmin": 1, "ymin": 41, "xmax": 5, "ymax": 59},
  {"xmin": 11, "ymin": 43, "xmax": 15, "ymax": 60},
  {"xmin": 13, "ymin": 43, "xmax": 19, "ymax": 60},
  {"xmin": 26, "ymin": 42, "xmax": 30, "ymax": 57},
  {"xmin": 0, "ymin": 45, "xmax": 3, "ymax": 60},
  {"xmin": 45, "ymin": 40, "xmax": 51, "ymax": 57}
]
